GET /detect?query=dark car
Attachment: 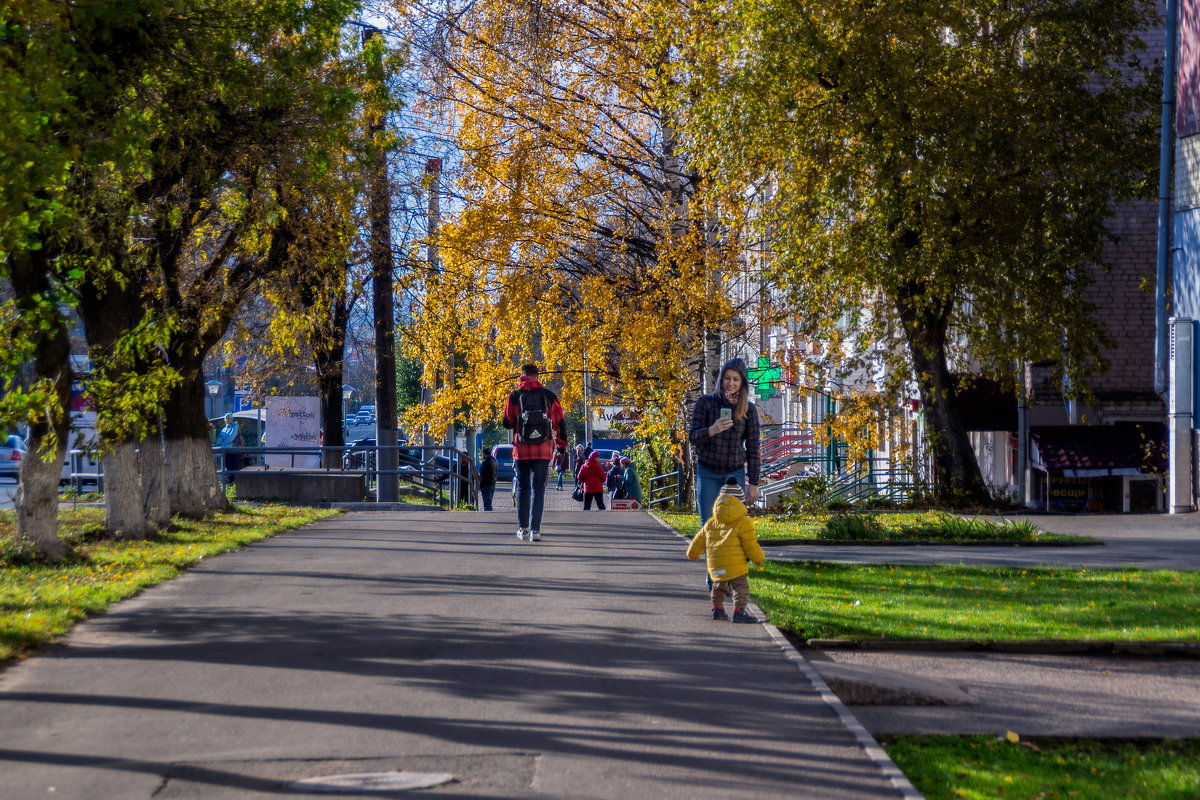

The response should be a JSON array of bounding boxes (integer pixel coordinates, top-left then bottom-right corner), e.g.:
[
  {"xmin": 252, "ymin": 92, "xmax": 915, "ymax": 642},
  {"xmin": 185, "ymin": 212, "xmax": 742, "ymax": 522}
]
[
  {"xmin": 0, "ymin": 434, "xmax": 25, "ymax": 481},
  {"xmin": 343, "ymin": 438, "xmax": 376, "ymax": 470},
  {"xmin": 491, "ymin": 444, "xmax": 515, "ymax": 482}
]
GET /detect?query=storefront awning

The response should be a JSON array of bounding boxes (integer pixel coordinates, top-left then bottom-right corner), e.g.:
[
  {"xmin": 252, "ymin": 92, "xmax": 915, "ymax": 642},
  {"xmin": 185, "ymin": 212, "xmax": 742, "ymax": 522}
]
[{"xmin": 1031, "ymin": 424, "xmax": 1166, "ymax": 477}]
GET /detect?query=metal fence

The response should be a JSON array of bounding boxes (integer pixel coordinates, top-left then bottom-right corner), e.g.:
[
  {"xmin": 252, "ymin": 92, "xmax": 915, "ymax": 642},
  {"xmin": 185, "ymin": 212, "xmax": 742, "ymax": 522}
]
[
  {"xmin": 214, "ymin": 443, "xmax": 478, "ymax": 508},
  {"xmin": 204, "ymin": 442, "xmax": 474, "ymax": 508},
  {"xmin": 645, "ymin": 466, "xmax": 686, "ymax": 509}
]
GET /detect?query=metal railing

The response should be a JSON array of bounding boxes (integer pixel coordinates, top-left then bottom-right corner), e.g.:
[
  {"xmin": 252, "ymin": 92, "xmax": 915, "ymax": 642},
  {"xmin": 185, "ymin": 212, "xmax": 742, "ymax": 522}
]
[
  {"xmin": 645, "ymin": 464, "xmax": 686, "ymax": 509},
  {"xmin": 825, "ymin": 460, "xmax": 919, "ymax": 505},
  {"xmin": 215, "ymin": 443, "xmax": 478, "ymax": 508}
]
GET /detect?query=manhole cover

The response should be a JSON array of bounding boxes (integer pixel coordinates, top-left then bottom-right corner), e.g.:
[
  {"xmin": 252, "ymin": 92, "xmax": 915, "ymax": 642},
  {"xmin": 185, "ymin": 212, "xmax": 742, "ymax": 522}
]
[{"xmin": 285, "ymin": 771, "xmax": 456, "ymax": 793}]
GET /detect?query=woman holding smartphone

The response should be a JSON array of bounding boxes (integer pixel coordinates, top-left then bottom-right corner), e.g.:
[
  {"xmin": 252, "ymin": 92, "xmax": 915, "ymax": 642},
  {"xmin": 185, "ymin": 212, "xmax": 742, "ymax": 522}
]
[{"xmin": 688, "ymin": 357, "xmax": 762, "ymax": 523}]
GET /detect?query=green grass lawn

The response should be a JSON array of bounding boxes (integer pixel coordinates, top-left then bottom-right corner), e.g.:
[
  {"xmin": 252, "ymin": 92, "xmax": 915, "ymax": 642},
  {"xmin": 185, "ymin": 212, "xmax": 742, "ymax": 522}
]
[
  {"xmin": 884, "ymin": 735, "xmax": 1200, "ymax": 800},
  {"xmin": 753, "ymin": 561, "xmax": 1200, "ymax": 642},
  {"xmin": 0, "ymin": 504, "xmax": 338, "ymax": 664},
  {"xmin": 656, "ymin": 510, "xmax": 1092, "ymax": 544}
]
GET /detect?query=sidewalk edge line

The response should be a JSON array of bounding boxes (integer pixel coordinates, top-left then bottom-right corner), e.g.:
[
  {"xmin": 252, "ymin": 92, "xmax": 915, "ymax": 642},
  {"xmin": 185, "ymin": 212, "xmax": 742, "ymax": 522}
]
[
  {"xmin": 757, "ymin": 619, "xmax": 925, "ymax": 800},
  {"xmin": 650, "ymin": 511, "xmax": 923, "ymax": 800}
]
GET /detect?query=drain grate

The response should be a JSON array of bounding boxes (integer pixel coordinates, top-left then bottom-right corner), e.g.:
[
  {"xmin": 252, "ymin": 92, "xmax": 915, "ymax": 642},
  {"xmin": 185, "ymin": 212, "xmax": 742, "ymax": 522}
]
[
  {"xmin": 159, "ymin": 753, "xmax": 534, "ymax": 797},
  {"xmin": 285, "ymin": 770, "xmax": 455, "ymax": 794}
]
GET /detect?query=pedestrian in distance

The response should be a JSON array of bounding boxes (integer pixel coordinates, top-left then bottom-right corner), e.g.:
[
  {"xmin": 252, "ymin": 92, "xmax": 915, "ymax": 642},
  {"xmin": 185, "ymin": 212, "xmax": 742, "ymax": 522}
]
[
  {"xmin": 620, "ymin": 457, "xmax": 642, "ymax": 505},
  {"xmin": 214, "ymin": 412, "xmax": 244, "ymax": 479},
  {"xmin": 687, "ymin": 478, "xmax": 765, "ymax": 623},
  {"xmin": 552, "ymin": 446, "xmax": 570, "ymax": 491},
  {"xmin": 606, "ymin": 456, "xmax": 625, "ymax": 499},
  {"xmin": 689, "ymin": 357, "xmax": 762, "ymax": 524},
  {"xmin": 478, "ymin": 446, "xmax": 498, "ymax": 511},
  {"xmin": 577, "ymin": 450, "xmax": 608, "ymax": 510},
  {"xmin": 502, "ymin": 363, "xmax": 568, "ymax": 542},
  {"xmin": 573, "ymin": 443, "xmax": 587, "ymax": 474}
]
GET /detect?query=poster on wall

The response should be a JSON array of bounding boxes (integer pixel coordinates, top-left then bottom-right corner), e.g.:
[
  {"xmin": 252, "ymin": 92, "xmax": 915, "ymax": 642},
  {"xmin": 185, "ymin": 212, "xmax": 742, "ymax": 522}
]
[
  {"xmin": 1180, "ymin": 0, "xmax": 1200, "ymax": 136},
  {"xmin": 592, "ymin": 406, "xmax": 642, "ymax": 432},
  {"xmin": 266, "ymin": 396, "xmax": 321, "ymax": 468}
]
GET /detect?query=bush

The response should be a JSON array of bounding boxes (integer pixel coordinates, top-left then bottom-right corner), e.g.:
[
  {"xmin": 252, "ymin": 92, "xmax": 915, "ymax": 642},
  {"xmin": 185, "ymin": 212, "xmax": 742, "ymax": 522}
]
[
  {"xmin": 823, "ymin": 513, "xmax": 886, "ymax": 540},
  {"xmin": 778, "ymin": 474, "xmax": 833, "ymax": 515},
  {"xmin": 859, "ymin": 496, "xmax": 897, "ymax": 510}
]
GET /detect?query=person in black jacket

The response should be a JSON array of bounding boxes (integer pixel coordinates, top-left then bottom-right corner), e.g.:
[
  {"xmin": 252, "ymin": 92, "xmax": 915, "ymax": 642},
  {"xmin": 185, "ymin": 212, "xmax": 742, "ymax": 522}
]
[
  {"xmin": 478, "ymin": 446, "xmax": 498, "ymax": 511},
  {"xmin": 689, "ymin": 357, "xmax": 762, "ymax": 523}
]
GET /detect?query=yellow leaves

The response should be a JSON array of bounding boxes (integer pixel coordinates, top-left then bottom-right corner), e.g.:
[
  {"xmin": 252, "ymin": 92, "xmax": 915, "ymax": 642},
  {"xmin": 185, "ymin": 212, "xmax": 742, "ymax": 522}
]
[{"xmin": 397, "ymin": 0, "xmax": 742, "ymax": 442}]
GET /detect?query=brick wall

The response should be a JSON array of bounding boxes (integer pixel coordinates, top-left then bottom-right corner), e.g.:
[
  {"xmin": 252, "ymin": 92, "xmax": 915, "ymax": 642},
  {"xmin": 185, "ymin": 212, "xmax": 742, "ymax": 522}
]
[{"xmin": 1086, "ymin": 197, "xmax": 1160, "ymax": 396}]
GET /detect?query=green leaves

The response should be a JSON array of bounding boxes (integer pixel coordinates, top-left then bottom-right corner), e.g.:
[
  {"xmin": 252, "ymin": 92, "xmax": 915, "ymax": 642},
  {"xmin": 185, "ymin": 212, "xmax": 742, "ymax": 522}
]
[{"xmin": 661, "ymin": 0, "xmax": 1157, "ymax": 498}]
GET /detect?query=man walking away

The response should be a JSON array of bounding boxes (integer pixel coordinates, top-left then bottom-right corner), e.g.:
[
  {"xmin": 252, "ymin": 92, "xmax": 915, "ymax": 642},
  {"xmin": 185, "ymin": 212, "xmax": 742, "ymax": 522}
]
[
  {"xmin": 478, "ymin": 446, "xmax": 498, "ymax": 511},
  {"xmin": 502, "ymin": 364, "xmax": 567, "ymax": 542}
]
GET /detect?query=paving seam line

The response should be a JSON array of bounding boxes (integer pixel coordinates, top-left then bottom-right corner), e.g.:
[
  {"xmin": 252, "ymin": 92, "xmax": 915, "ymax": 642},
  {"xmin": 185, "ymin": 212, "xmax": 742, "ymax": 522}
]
[{"xmin": 647, "ymin": 512, "xmax": 924, "ymax": 800}]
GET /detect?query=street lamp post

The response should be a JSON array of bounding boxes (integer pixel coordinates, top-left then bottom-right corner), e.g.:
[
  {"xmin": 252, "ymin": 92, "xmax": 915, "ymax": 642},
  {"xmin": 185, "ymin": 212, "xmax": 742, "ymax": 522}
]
[
  {"xmin": 342, "ymin": 385, "xmax": 355, "ymax": 428},
  {"xmin": 205, "ymin": 380, "xmax": 221, "ymax": 421}
]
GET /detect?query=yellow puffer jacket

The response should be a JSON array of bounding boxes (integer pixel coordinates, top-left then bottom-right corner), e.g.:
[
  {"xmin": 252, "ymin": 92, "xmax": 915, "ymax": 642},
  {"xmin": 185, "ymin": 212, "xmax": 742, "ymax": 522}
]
[{"xmin": 686, "ymin": 493, "xmax": 765, "ymax": 582}]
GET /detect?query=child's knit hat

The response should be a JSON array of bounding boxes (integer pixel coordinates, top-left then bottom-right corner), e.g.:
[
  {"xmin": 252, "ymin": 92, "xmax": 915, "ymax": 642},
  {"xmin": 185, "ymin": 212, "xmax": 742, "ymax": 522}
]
[{"xmin": 719, "ymin": 478, "xmax": 744, "ymax": 499}]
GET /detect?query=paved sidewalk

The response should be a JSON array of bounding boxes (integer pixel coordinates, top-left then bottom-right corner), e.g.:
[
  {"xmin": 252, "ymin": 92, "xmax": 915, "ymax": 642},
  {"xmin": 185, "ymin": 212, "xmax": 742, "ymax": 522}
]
[{"xmin": 0, "ymin": 509, "xmax": 908, "ymax": 800}]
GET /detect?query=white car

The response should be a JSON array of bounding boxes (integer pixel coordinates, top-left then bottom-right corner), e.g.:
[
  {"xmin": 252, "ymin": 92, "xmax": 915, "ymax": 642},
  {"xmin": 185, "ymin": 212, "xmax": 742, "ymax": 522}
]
[{"xmin": 0, "ymin": 434, "xmax": 24, "ymax": 481}]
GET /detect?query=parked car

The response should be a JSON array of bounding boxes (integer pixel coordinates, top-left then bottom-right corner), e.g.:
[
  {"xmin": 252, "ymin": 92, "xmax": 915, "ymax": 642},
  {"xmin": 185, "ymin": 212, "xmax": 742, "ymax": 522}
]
[
  {"xmin": 590, "ymin": 448, "xmax": 620, "ymax": 467},
  {"xmin": 491, "ymin": 443, "xmax": 515, "ymax": 482},
  {"xmin": 0, "ymin": 434, "xmax": 25, "ymax": 481},
  {"xmin": 343, "ymin": 437, "xmax": 377, "ymax": 470}
]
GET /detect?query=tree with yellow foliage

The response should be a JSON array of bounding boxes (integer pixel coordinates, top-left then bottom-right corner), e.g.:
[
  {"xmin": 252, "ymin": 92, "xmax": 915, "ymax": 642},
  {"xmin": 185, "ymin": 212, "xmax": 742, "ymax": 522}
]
[{"xmin": 390, "ymin": 0, "xmax": 741, "ymax": 455}]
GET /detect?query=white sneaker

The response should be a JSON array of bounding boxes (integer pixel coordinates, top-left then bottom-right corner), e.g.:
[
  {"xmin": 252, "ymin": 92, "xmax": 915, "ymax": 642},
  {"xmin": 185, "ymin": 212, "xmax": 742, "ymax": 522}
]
[
  {"xmin": 530, "ymin": 530, "xmax": 541, "ymax": 542},
  {"xmin": 516, "ymin": 528, "xmax": 527, "ymax": 540}
]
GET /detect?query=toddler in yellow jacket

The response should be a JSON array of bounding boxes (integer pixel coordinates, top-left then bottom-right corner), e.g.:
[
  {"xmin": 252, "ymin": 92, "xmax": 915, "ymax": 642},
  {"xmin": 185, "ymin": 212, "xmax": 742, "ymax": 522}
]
[{"xmin": 687, "ymin": 478, "xmax": 765, "ymax": 622}]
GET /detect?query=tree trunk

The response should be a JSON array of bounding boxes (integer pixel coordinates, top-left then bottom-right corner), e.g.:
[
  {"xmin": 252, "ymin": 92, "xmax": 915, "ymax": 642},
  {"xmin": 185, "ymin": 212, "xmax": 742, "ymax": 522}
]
[
  {"xmin": 14, "ymin": 438, "xmax": 69, "ymax": 561},
  {"xmin": 895, "ymin": 295, "xmax": 991, "ymax": 506},
  {"xmin": 164, "ymin": 364, "xmax": 227, "ymax": 518},
  {"xmin": 78, "ymin": 265, "xmax": 163, "ymax": 537},
  {"xmin": 102, "ymin": 441, "xmax": 153, "ymax": 539},
  {"xmin": 316, "ymin": 293, "xmax": 348, "ymax": 469},
  {"xmin": 140, "ymin": 430, "xmax": 171, "ymax": 528},
  {"xmin": 9, "ymin": 250, "xmax": 74, "ymax": 561}
]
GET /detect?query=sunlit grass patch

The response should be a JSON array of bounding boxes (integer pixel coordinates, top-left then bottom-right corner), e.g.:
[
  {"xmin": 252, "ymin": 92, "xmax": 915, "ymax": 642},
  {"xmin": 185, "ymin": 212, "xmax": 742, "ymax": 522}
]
[
  {"xmin": 656, "ymin": 510, "xmax": 1090, "ymax": 544},
  {"xmin": 884, "ymin": 735, "xmax": 1200, "ymax": 800},
  {"xmin": 753, "ymin": 561, "xmax": 1200, "ymax": 642}
]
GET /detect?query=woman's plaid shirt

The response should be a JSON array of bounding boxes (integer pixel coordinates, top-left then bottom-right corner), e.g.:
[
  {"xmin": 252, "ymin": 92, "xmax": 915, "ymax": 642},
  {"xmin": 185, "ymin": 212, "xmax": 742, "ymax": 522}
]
[{"xmin": 688, "ymin": 392, "xmax": 761, "ymax": 485}]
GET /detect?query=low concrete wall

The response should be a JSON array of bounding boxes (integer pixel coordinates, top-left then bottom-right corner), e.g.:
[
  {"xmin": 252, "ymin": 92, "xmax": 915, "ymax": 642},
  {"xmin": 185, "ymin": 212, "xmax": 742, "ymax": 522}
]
[{"xmin": 235, "ymin": 467, "xmax": 367, "ymax": 503}]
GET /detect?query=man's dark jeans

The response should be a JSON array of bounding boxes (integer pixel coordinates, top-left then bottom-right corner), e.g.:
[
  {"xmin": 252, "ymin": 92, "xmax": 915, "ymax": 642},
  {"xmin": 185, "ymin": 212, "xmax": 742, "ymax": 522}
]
[
  {"xmin": 480, "ymin": 484, "xmax": 495, "ymax": 511},
  {"xmin": 515, "ymin": 459, "xmax": 549, "ymax": 532}
]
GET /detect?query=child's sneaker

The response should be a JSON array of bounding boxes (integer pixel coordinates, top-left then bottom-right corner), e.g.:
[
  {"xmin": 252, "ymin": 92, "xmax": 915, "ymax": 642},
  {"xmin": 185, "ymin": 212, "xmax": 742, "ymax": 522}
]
[
  {"xmin": 712, "ymin": 607, "xmax": 729, "ymax": 621},
  {"xmin": 530, "ymin": 530, "xmax": 541, "ymax": 542},
  {"xmin": 732, "ymin": 609, "xmax": 758, "ymax": 624},
  {"xmin": 516, "ymin": 528, "xmax": 528, "ymax": 540}
]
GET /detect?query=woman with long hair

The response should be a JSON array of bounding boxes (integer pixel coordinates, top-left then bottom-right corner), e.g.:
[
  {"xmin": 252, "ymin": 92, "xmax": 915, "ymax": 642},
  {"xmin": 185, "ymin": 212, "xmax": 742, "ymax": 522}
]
[{"xmin": 688, "ymin": 358, "xmax": 761, "ymax": 523}]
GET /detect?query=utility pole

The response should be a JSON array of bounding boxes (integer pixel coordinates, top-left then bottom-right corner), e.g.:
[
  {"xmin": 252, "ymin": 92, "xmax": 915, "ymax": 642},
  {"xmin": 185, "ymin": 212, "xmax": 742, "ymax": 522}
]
[
  {"xmin": 582, "ymin": 355, "xmax": 592, "ymax": 446},
  {"xmin": 426, "ymin": 157, "xmax": 458, "ymax": 504},
  {"xmin": 364, "ymin": 27, "xmax": 398, "ymax": 502}
]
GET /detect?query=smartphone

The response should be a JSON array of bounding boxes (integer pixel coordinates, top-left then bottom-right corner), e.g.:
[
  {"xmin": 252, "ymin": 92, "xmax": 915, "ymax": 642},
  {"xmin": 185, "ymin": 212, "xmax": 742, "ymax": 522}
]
[{"xmin": 719, "ymin": 408, "xmax": 732, "ymax": 420}]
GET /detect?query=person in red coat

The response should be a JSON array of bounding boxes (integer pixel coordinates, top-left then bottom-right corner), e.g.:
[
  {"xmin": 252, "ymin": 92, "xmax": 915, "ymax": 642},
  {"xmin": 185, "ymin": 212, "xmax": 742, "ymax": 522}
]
[
  {"xmin": 502, "ymin": 363, "xmax": 567, "ymax": 541},
  {"xmin": 577, "ymin": 450, "xmax": 608, "ymax": 510}
]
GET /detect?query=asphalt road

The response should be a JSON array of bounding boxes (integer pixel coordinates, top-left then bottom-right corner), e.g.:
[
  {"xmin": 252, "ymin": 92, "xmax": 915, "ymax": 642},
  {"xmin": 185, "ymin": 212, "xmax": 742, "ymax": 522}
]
[{"xmin": 0, "ymin": 510, "xmax": 906, "ymax": 800}]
